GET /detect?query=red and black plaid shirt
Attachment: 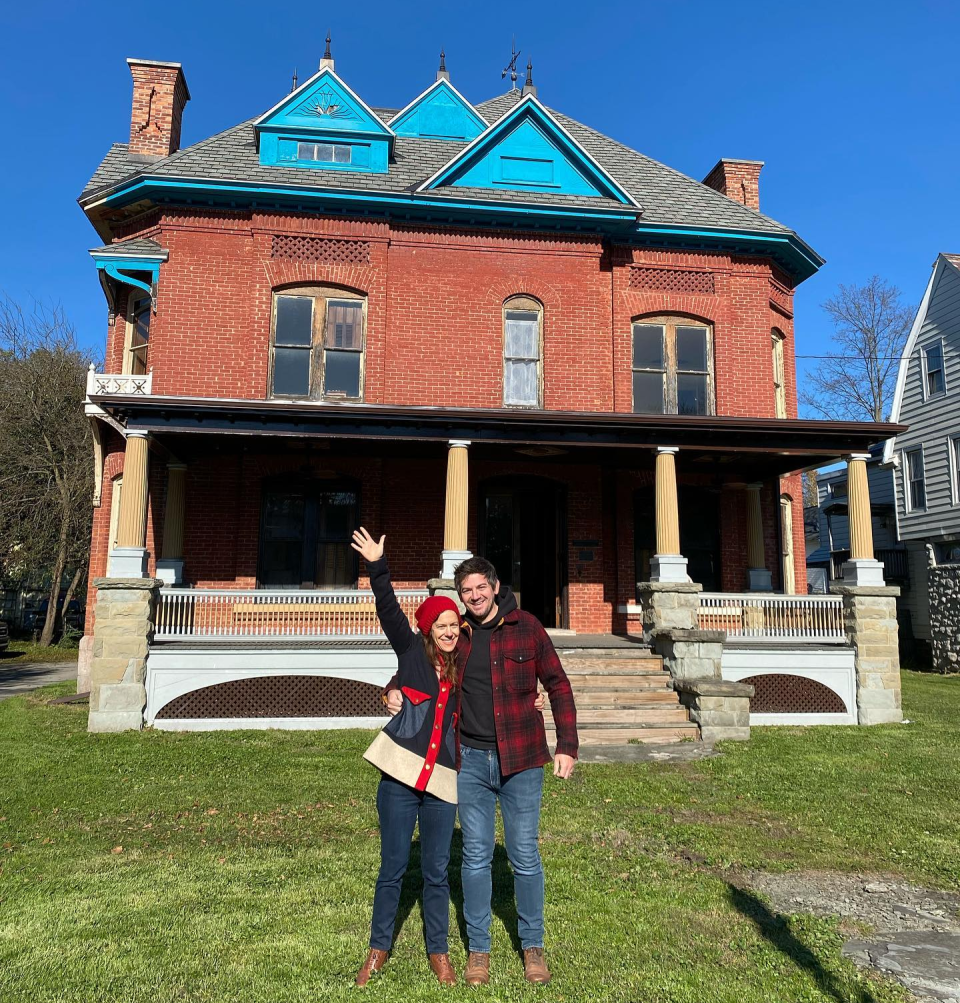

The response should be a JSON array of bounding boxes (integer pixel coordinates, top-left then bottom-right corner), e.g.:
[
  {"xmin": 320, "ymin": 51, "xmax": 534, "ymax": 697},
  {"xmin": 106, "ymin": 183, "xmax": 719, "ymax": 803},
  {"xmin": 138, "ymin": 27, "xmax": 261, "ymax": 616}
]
[{"xmin": 456, "ymin": 606, "xmax": 578, "ymax": 776}]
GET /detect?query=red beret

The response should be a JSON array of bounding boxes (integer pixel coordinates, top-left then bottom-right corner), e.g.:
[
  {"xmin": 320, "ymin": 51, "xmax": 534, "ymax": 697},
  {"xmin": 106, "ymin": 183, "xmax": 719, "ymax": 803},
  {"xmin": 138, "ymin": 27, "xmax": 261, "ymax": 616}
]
[{"xmin": 415, "ymin": 595, "xmax": 460, "ymax": 635}]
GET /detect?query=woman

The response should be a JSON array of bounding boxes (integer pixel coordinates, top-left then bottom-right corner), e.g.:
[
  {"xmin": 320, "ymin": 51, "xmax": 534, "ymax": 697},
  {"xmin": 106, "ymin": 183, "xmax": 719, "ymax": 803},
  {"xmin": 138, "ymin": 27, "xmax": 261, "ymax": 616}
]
[{"xmin": 351, "ymin": 526, "xmax": 462, "ymax": 987}]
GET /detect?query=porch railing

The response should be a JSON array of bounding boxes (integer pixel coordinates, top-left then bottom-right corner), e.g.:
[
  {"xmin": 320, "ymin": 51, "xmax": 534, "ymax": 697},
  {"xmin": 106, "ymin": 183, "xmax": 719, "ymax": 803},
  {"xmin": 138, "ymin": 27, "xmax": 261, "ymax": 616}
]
[
  {"xmin": 154, "ymin": 588, "xmax": 429, "ymax": 640},
  {"xmin": 86, "ymin": 366, "xmax": 153, "ymax": 397},
  {"xmin": 698, "ymin": 592, "xmax": 846, "ymax": 643}
]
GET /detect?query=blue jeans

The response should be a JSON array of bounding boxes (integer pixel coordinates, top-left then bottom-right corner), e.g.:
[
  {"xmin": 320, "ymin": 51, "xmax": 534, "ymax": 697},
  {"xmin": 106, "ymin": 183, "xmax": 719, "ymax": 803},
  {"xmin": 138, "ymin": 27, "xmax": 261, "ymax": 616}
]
[
  {"xmin": 457, "ymin": 745, "xmax": 545, "ymax": 952},
  {"xmin": 369, "ymin": 776, "xmax": 457, "ymax": 954}
]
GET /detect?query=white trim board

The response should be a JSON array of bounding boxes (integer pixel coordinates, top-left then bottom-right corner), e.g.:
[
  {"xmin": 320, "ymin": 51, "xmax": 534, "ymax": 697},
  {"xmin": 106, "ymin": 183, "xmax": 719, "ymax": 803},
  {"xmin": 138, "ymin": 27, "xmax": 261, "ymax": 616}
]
[{"xmin": 153, "ymin": 716, "xmax": 387, "ymax": 732}]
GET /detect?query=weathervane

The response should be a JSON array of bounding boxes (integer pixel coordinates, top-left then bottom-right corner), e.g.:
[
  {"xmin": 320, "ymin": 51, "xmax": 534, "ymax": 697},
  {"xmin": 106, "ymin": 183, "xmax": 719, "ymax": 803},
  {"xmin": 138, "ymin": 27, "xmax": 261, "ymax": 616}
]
[{"xmin": 501, "ymin": 37, "xmax": 521, "ymax": 90}]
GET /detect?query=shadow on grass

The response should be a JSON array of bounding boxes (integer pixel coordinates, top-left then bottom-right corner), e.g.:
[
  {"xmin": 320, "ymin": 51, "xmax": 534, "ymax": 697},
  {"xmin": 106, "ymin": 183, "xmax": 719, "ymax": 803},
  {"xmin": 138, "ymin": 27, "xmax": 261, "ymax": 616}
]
[
  {"xmin": 728, "ymin": 885, "xmax": 878, "ymax": 1003},
  {"xmin": 391, "ymin": 831, "xmax": 521, "ymax": 958}
]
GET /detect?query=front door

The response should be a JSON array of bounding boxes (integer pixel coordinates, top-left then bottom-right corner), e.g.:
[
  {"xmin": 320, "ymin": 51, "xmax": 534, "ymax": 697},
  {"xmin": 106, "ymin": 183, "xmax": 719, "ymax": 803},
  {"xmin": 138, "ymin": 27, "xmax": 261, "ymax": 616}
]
[{"xmin": 479, "ymin": 478, "xmax": 567, "ymax": 628}]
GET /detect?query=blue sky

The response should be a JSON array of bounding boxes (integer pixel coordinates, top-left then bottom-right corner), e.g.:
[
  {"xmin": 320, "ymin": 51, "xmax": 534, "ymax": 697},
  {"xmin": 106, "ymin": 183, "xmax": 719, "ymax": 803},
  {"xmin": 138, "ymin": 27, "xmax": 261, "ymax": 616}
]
[{"xmin": 2, "ymin": 0, "xmax": 958, "ymax": 398}]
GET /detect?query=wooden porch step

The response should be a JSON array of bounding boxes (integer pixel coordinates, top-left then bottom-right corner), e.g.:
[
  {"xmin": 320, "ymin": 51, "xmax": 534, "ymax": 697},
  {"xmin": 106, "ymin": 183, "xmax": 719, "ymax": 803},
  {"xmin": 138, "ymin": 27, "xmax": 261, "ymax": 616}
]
[
  {"xmin": 561, "ymin": 689, "xmax": 680, "ymax": 706},
  {"xmin": 547, "ymin": 722, "xmax": 701, "ymax": 746},
  {"xmin": 560, "ymin": 659, "xmax": 665, "ymax": 675},
  {"xmin": 546, "ymin": 706, "xmax": 689, "ymax": 726},
  {"xmin": 566, "ymin": 674, "xmax": 672, "ymax": 690}
]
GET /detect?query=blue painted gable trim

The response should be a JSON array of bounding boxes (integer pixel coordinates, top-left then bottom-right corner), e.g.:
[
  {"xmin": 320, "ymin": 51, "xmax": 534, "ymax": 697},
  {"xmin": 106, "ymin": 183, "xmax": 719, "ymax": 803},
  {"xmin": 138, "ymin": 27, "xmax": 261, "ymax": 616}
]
[
  {"xmin": 389, "ymin": 79, "xmax": 486, "ymax": 141},
  {"xmin": 255, "ymin": 67, "xmax": 393, "ymax": 173},
  {"xmin": 419, "ymin": 95, "xmax": 638, "ymax": 206}
]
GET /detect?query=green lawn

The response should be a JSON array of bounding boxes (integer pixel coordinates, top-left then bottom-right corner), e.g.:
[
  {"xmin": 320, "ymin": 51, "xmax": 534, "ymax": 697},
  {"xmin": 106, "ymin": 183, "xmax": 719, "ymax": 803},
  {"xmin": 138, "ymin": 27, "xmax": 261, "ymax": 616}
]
[
  {"xmin": 1, "ymin": 638, "xmax": 81, "ymax": 664},
  {"xmin": 1, "ymin": 671, "xmax": 957, "ymax": 1003}
]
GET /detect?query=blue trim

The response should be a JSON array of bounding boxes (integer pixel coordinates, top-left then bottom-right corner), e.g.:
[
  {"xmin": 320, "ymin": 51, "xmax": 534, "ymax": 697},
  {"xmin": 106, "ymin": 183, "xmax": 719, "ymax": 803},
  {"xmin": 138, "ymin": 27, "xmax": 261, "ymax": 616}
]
[
  {"xmin": 421, "ymin": 97, "xmax": 637, "ymax": 206},
  {"xmin": 93, "ymin": 256, "xmax": 162, "ymax": 307},
  {"xmin": 86, "ymin": 178, "xmax": 821, "ymax": 281},
  {"xmin": 390, "ymin": 79, "xmax": 487, "ymax": 141}
]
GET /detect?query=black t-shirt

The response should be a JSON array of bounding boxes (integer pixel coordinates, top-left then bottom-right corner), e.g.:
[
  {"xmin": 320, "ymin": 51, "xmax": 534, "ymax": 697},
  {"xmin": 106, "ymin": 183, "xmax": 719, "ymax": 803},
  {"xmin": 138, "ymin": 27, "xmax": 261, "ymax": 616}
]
[{"xmin": 459, "ymin": 588, "xmax": 518, "ymax": 750}]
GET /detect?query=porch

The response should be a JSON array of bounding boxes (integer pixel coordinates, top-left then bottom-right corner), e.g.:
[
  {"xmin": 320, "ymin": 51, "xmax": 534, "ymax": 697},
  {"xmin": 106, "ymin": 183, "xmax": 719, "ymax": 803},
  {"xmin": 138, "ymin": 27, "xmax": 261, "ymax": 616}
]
[{"xmin": 82, "ymin": 380, "xmax": 902, "ymax": 734}]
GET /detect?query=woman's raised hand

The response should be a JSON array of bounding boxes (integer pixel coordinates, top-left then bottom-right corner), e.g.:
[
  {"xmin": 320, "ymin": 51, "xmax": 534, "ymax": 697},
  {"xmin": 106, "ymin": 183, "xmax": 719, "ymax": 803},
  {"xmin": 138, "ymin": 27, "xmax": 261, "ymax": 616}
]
[{"xmin": 351, "ymin": 527, "xmax": 385, "ymax": 563}]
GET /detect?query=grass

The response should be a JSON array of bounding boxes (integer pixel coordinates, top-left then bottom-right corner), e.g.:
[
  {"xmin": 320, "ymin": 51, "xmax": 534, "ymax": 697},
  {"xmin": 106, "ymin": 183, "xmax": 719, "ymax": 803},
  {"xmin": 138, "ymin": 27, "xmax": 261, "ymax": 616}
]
[
  {"xmin": 1, "ymin": 670, "xmax": 957, "ymax": 1002},
  {"xmin": 1, "ymin": 638, "xmax": 81, "ymax": 664}
]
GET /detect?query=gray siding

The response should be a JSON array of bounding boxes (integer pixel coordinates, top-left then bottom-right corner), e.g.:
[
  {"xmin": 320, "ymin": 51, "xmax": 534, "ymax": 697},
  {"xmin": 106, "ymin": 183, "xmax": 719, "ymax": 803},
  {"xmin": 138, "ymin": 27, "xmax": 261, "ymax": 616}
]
[
  {"xmin": 815, "ymin": 462, "xmax": 898, "ymax": 552},
  {"xmin": 895, "ymin": 260, "xmax": 960, "ymax": 540}
]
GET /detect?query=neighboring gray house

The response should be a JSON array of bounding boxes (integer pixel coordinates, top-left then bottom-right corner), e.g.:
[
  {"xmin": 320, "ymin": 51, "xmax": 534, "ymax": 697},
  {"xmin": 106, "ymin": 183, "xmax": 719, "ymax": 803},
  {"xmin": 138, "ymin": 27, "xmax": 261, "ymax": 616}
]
[
  {"xmin": 806, "ymin": 446, "xmax": 908, "ymax": 596},
  {"xmin": 882, "ymin": 253, "xmax": 960, "ymax": 670}
]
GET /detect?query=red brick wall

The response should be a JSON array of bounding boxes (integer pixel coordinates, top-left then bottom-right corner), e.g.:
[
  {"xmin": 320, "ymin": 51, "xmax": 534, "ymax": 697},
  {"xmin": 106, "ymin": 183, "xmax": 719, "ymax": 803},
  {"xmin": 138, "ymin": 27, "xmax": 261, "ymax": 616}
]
[{"xmin": 127, "ymin": 62, "xmax": 189, "ymax": 159}]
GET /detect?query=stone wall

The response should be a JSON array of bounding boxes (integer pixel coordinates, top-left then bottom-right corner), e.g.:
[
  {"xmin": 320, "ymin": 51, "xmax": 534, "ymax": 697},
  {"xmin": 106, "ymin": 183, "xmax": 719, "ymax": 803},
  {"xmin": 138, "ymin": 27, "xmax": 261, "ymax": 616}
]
[{"xmin": 929, "ymin": 565, "xmax": 960, "ymax": 673}]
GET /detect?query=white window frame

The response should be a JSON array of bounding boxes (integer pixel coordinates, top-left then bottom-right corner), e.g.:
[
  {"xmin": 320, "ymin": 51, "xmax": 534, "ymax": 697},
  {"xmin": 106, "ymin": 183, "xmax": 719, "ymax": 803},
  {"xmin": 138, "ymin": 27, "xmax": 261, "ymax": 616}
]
[
  {"xmin": 772, "ymin": 329, "xmax": 787, "ymax": 419},
  {"xmin": 921, "ymin": 339, "xmax": 947, "ymax": 399},
  {"xmin": 122, "ymin": 294, "xmax": 151, "ymax": 376},
  {"xmin": 903, "ymin": 446, "xmax": 927, "ymax": 513},
  {"xmin": 502, "ymin": 296, "xmax": 543, "ymax": 408},
  {"xmin": 950, "ymin": 435, "xmax": 960, "ymax": 507}
]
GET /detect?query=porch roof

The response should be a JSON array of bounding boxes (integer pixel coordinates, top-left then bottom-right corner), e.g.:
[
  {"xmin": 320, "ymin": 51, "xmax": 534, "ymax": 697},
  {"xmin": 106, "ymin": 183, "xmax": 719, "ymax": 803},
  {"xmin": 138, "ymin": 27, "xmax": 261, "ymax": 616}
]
[{"xmin": 92, "ymin": 393, "xmax": 905, "ymax": 478}]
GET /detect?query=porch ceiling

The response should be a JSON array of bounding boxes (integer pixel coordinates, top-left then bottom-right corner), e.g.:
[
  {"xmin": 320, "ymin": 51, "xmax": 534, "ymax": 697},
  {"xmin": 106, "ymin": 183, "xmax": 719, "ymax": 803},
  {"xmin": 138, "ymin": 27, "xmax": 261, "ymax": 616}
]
[{"xmin": 93, "ymin": 394, "xmax": 905, "ymax": 478}]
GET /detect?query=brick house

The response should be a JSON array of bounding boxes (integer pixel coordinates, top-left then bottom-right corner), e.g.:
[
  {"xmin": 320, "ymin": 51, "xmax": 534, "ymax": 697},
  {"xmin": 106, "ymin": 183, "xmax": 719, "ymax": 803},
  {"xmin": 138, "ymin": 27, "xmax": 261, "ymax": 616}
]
[{"xmin": 79, "ymin": 49, "xmax": 905, "ymax": 735}]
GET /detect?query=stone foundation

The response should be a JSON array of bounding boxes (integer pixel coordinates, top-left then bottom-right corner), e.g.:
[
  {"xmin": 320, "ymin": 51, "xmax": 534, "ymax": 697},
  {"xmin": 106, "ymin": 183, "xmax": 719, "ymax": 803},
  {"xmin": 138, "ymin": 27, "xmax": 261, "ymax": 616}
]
[
  {"xmin": 427, "ymin": 578, "xmax": 465, "ymax": 612},
  {"xmin": 77, "ymin": 635, "xmax": 93, "ymax": 693},
  {"xmin": 636, "ymin": 581, "xmax": 702, "ymax": 637},
  {"xmin": 929, "ymin": 565, "xmax": 960, "ymax": 673},
  {"xmin": 87, "ymin": 578, "xmax": 161, "ymax": 733},
  {"xmin": 831, "ymin": 584, "xmax": 903, "ymax": 725},
  {"xmin": 674, "ymin": 677, "xmax": 753, "ymax": 742}
]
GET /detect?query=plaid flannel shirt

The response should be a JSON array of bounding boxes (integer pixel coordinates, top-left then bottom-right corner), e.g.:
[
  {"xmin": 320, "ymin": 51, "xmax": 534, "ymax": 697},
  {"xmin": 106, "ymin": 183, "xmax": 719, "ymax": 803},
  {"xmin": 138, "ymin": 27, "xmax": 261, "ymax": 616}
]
[{"xmin": 457, "ymin": 605, "xmax": 578, "ymax": 776}]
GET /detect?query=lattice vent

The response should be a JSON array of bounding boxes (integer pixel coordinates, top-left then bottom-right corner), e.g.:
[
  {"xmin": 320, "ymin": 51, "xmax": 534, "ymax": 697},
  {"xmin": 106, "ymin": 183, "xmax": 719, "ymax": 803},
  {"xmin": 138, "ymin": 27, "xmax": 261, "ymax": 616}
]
[
  {"xmin": 628, "ymin": 267, "xmax": 715, "ymax": 294},
  {"xmin": 155, "ymin": 675, "xmax": 388, "ymax": 719},
  {"xmin": 271, "ymin": 235, "xmax": 371, "ymax": 265},
  {"xmin": 742, "ymin": 674, "xmax": 846, "ymax": 714}
]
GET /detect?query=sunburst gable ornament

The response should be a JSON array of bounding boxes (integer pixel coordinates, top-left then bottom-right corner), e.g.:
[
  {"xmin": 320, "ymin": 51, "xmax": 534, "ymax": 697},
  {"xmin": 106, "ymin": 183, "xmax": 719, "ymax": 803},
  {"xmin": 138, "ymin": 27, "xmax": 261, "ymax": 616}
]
[{"xmin": 299, "ymin": 88, "xmax": 355, "ymax": 121}]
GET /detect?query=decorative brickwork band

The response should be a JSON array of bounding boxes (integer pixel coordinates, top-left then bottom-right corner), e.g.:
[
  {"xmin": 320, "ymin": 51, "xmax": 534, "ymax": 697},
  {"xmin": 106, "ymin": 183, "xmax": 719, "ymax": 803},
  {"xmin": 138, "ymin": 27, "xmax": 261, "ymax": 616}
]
[
  {"xmin": 270, "ymin": 235, "xmax": 371, "ymax": 265},
  {"xmin": 628, "ymin": 267, "xmax": 715, "ymax": 295}
]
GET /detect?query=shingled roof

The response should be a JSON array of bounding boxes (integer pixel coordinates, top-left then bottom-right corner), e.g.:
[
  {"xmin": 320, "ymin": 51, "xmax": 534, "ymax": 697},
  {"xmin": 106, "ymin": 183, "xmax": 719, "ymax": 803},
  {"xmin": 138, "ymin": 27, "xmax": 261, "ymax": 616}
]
[{"xmin": 80, "ymin": 88, "xmax": 795, "ymax": 237}]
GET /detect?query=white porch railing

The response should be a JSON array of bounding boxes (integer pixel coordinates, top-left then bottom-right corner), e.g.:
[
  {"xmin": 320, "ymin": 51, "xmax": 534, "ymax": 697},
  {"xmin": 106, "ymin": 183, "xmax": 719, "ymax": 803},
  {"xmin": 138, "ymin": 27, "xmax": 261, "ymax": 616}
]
[
  {"xmin": 154, "ymin": 588, "xmax": 429, "ymax": 640},
  {"xmin": 698, "ymin": 592, "xmax": 846, "ymax": 643},
  {"xmin": 86, "ymin": 366, "xmax": 153, "ymax": 397}
]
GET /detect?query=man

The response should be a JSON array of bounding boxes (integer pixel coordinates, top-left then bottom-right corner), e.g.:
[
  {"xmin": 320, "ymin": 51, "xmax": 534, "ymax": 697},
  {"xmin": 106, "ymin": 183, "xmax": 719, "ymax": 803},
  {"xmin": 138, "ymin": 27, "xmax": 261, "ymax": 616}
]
[{"xmin": 386, "ymin": 556, "xmax": 578, "ymax": 985}]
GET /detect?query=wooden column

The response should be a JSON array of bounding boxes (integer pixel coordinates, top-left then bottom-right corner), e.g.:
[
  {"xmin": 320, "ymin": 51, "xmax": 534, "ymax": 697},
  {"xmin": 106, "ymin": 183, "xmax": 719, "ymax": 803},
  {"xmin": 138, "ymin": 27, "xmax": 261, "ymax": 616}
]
[
  {"xmin": 108, "ymin": 431, "xmax": 150, "ymax": 578},
  {"xmin": 651, "ymin": 447, "xmax": 689, "ymax": 582},
  {"xmin": 745, "ymin": 483, "xmax": 772, "ymax": 591},
  {"xmin": 161, "ymin": 464, "xmax": 186, "ymax": 560},
  {"xmin": 116, "ymin": 432, "xmax": 150, "ymax": 549},
  {"xmin": 847, "ymin": 454, "xmax": 875, "ymax": 561},
  {"xmin": 441, "ymin": 440, "xmax": 472, "ymax": 578},
  {"xmin": 840, "ymin": 453, "xmax": 885, "ymax": 586}
]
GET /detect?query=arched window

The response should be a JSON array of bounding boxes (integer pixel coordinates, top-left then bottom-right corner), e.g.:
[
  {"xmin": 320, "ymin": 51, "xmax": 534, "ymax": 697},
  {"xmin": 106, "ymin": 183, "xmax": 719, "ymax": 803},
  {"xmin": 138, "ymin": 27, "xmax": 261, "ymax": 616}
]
[
  {"xmin": 772, "ymin": 329, "xmax": 787, "ymax": 418},
  {"xmin": 503, "ymin": 296, "xmax": 543, "ymax": 407},
  {"xmin": 123, "ymin": 295, "xmax": 150, "ymax": 375},
  {"xmin": 632, "ymin": 316, "xmax": 714, "ymax": 415},
  {"xmin": 270, "ymin": 285, "xmax": 366, "ymax": 400}
]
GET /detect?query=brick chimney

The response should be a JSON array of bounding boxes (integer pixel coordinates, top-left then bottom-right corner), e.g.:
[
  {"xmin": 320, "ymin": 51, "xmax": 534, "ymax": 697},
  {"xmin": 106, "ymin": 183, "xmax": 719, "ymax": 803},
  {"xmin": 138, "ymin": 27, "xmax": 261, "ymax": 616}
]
[
  {"xmin": 127, "ymin": 58, "xmax": 191, "ymax": 159},
  {"xmin": 702, "ymin": 158, "xmax": 763, "ymax": 212}
]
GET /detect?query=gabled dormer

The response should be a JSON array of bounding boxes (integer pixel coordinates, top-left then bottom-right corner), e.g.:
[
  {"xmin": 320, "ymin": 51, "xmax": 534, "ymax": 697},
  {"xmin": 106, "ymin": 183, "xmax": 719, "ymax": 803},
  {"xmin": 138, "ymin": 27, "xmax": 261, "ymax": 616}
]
[
  {"xmin": 418, "ymin": 94, "xmax": 638, "ymax": 205},
  {"xmin": 389, "ymin": 77, "xmax": 487, "ymax": 141},
  {"xmin": 254, "ymin": 57, "xmax": 394, "ymax": 174}
]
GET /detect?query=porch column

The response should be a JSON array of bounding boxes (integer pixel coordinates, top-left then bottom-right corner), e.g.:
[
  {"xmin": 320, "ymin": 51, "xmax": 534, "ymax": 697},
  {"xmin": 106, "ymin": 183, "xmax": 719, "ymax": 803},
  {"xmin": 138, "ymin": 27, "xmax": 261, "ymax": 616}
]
[
  {"xmin": 108, "ymin": 431, "xmax": 150, "ymax": 577},
  {"xmin": 745, "ymin": 483, "xmax": 772, "ymax": 591},
  {"xmin": 156, "ymin": 462, "xmax": 186, "ymax": 585},
  {"xmin": 441, "ymin": 440, "xmax": 472, "ymax": 578},
  {"xmin": 841, "ymin": 453, "xmax": 885, "ymax": 586},
  {"xmin": 650, "ymin": 446, "xmax": 689, "ymax": 582}
]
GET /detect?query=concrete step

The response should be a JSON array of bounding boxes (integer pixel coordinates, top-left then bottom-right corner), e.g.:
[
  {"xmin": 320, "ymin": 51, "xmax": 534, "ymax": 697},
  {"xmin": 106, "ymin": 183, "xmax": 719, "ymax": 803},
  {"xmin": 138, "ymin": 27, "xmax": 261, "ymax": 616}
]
[
  {"xmin": 548, "ymin": 723, "xmax": 701, "ymax": 746},
  {"xmin": 546, "ymin": 706, "xmax": 690, "ymax": 725}
]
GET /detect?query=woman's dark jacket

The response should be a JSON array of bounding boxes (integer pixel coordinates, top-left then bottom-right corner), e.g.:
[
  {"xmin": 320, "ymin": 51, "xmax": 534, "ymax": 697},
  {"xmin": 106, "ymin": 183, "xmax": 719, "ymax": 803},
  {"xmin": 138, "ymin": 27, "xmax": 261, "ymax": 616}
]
[{"xmin": 362, "ymin": 557, "xmax": 459, "ymax": 803}]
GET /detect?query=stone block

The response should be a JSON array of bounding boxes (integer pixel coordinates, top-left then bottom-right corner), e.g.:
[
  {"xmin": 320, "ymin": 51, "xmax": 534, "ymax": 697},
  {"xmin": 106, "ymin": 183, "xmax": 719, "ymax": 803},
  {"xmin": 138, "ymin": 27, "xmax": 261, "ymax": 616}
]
[
  {"xmin": 98, "ymin": 683, "xmax": 146, "ymax": 713},
  {"xmin": 90, "ymin": 657, "xmax": 133, "ymax": 684},
  {"xmin": 88, "ymin": 710, "xmax": 145, "ymax": 733},
  {"xmin": 98, "ymin": 636, "xmax": 149, "ymax": 661},
  {"xmin": 858, "ymin": 707, "xmax": 904, "ymax": 726},
  {"xmin": 858, "ymin": 688, "xmax": 900, "ymax": 710},
  {"xmin": 699, "ymin": 725, "xmax": 751, "ymax": 743},
  {"xmin": 77, "ymin": 636, "xmax": 93, "ymax": 693},
  {"xmin": 688, "ymin": 709, "xmax": 746, "ymax": 728},
  {"xmin": 104, "ymin": 601, "xmax": 155, "ymax": 619}
]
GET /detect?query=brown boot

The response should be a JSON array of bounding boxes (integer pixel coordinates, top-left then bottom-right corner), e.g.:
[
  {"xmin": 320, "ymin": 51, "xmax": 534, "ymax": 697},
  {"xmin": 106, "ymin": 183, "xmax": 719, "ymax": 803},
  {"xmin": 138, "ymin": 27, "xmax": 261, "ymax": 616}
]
[
  {"xmin": 464, "ymin": 951, "xmax": 490, "ymax": 986},
  {"xmin": 355, "ymin": 948, "xmax": 389, "ymax": 986},
  {"xmin": 428, "ymin": 952, "xmax": 457, "ymax": 986},
  {"xmin": 523, "ymin": 947, "xmax": 551, "ymax": 984}
]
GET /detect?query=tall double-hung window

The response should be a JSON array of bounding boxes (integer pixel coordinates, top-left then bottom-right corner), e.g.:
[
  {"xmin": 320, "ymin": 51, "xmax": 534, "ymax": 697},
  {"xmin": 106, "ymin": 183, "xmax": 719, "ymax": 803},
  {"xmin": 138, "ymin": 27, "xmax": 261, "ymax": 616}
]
[
  {"xmin": 271, "ymin": 287, "xmax": 365, "ymax": 400},
  {"xmin": 632, "ymin": 317, "xmax": 714, "ymax": 415},
  {"xmin": 124, "ymin": 294, "xmax": 151, "ymax": 375},
  {"xmin": 923, "ymin": 341, "xmax": 946, "ymax": 397},
  {"xmin": 503, "ymin": 297, "xmax": 543, "ymax": 407},
  {"xmin": 904, "ymin": 448, "xmax": 926, "ymax": 512}
]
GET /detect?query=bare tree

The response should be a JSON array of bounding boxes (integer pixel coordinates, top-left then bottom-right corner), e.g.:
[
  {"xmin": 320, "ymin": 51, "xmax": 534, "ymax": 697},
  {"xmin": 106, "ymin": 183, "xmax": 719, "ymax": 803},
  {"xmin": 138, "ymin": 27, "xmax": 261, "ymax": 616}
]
[
  {"xmin": 0, "ymin": 299, "xmax": 94, "ymax": 646},
  {"xmin": 800, "ymin": 276, "xmax": 913, "ymax": 422}
]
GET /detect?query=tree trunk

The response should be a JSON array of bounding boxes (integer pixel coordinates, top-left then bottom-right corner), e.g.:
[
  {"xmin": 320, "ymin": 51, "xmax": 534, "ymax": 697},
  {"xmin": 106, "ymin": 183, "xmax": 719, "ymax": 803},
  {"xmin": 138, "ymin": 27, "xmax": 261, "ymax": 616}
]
[
  {"xmin": 38, "ymin": 513, "xmax": 70, "ymax": 647},
  {"xmin": 61, "ymin": 564, "xmax": 84, "ymax": 636}
]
